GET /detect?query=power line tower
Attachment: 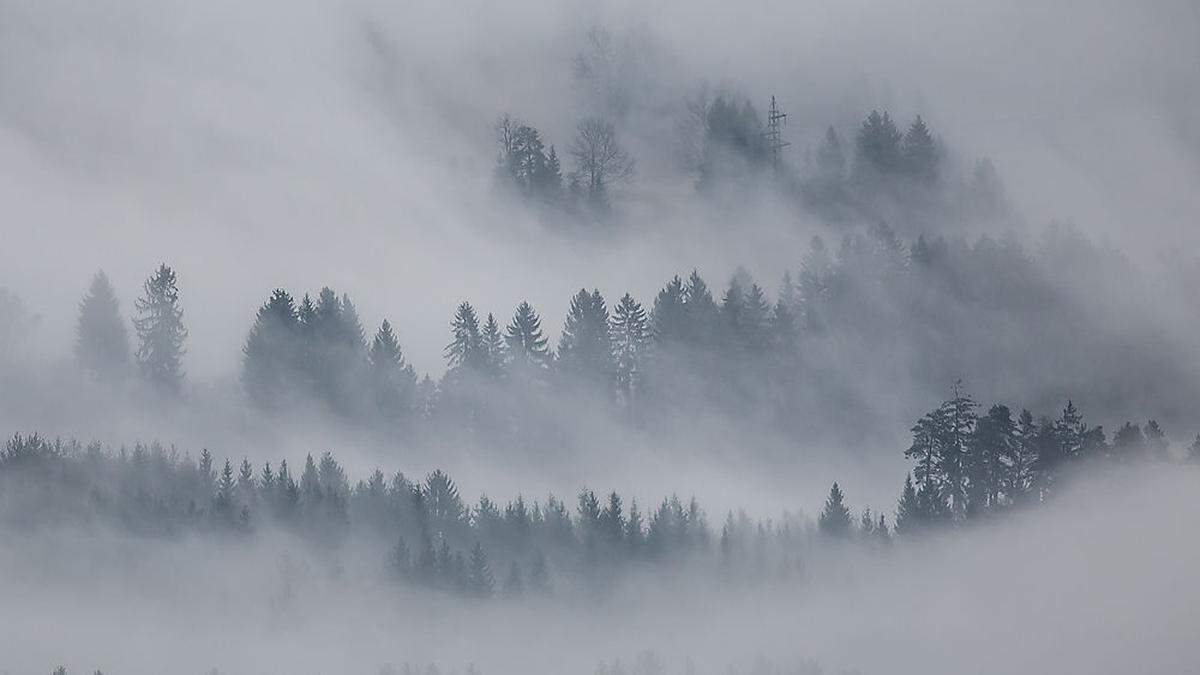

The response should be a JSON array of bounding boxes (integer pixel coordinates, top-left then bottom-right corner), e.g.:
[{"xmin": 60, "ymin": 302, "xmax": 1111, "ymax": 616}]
[{"xmin": 763, "ymin": 96, "xmax": 790, "ymax": 175}]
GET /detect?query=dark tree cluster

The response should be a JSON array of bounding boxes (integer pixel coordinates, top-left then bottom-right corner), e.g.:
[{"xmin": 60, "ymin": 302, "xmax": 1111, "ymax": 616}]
[
  {"xmin": 893, "ymin": 384, "xmax": 1179, "ymax": 535},
  {"xmin": 241, "ymin": 285, "xmax": 416, "ymax": 420}
]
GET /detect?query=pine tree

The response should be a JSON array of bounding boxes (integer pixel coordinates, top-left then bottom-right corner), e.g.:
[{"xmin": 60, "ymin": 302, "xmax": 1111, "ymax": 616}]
[
  {"xmin": 610, "ymin": 293, "xmax": 650, "ymax": 409},
  {"xmin": 650, "ymin": 276, "xmax": 688, "ymax": 344},
  {"xmin": 467, "ymin": 542, "xmax": 494, "ymax": 598},
  {"xmin": 901, "ymin": 115, "xmax": 939, "ymax": 182},
  {"xmin": 368, "ymin": 320, "xmax": 417, "ymax": 420},
  {"xmin": 1188, "ymin": 435, "xmax": 1200, "ymax": 464},
  {"xmin": 445, "ymin": 302, "xmax": 484, "ymax": 372},
  {"xmin": 937, "ymin": 382, "xmax": 978, "ymax": 519},
  {"xmin": 557, "ymin": 289, "xmax": 612, "ymax": 385},
  {"xmin": 1004, "ymin": 409, "xmax": 1040, "ymax": 504},
  {"xmin": 242, "ymin": 289, "xmax": 300, "ymax": 410},
  {"xmin": 213, "ymin": 458, "xmax": 237, "ymax": 524},
  {"xmin": 133, "ymin": 263, "xmax": 188, "ymax": 394},
  {"xmin": 75, "ymin": 270, "xmax": 130, "ymax": 381},
  {"xmin": 504, "ymin": 301, "xmax": 552, "ymax": 375},
  {"xmin": 817, "ymin": 482, "xmax": 852, "ymax": 537},
  {"xmin": 854, "ymin": 110, "xmax": 903, "ymax": 177},
  {"xmin": 481, "ymin": 313, "xmax": 507, "ymax": 379},
  {"xmin": 967, "ymin": 404, "xmax": 1014, "ymax": 514}
]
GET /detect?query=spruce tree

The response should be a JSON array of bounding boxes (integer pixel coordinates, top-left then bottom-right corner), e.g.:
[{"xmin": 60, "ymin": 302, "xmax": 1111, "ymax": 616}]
[
  {"xmin": 75, "ymin": 270, "xmax": 130, "ymax": 381},
  {"xmin": 132, "ymin": 263, "xmax": 188, "ymax": 394},
  {"xmin": 854, "ymin": 110, "xmax": 903, "ymax": 177},
  {"xmin": 241, "ymin": 289, "xmax": 299, "ymax": 410},
  {"xmin": 650, "ymin": 276, "xmax": 688, "ymax": 344},
  {"xmin": 901, "ymin": 115, "xmax": 939, "ymax": 182},
  {"xmin": 504, "ymin": 301, "xmax": 552, "ymax": 374},
  {"xmin": 467, "ymin": 542, "xmax": 494, "ymax": 598},
  {"xmin": 481, "ymin": 312, "xmax": 507, "ymax": 379},
  {"xmin": 445, "ymin": 302, "xmax": 484, "ymax": 371},
  {"xmin": 967, "ymin": 404, "xmax": 1014, "ymax": 514},
  {"xmin": 368, "ymin": 320, "xmax": 417, "ymax": 420},
  {"xmin": 817, "ymin": 482, "xmax": 852, "ymax": 537},
  {"xmin": 557, "ymin": 289, "xmax": 612, "ymax": 385},
  {"xmin": 610, "ymin": 293, "xmax": 650, "ymax": 408}
]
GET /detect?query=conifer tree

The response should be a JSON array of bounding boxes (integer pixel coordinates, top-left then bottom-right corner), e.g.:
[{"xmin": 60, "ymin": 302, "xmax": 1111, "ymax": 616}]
[
  {"xmin": 133, "ymin": 264, "xmax": 188, "ymax": 394},
  {"xmin": 504, "ymin": 301, "xmax": 552, "ymax": 375},
  {"xmin": 650, "ymin": 276, "xmax": 688, "ymax": 344},
  {"xmin": 902, "ymin": 115, "xmax": 939, "ymax": 182},
  {"xmin": 75, "ymin": 270, "xmax": 130, "ymax": 381},
  {"xmin": 445, "ymin": 302, "xmax": 484, "ymax": 372},
  {"xmin": 481, "ymin": 312, "xmax": 507, "ymax": 379},
  {"xmin": 1188, "ymin": 435, "xmax": 1200, "ymax": 464},
  {"xmin": 467, "ymin": 541, "xmax": 494, "ymax": 598},
  {"xmin": 967, "ymin": 404, "xmax": 1014, "ymax": 514},
  {"xmin": 557, "ymin": 289, "xmax": 612, "ymax": 385},
  {"xmin": 368, "ymin": 320, "xmax": 417, "ymax": 420},
  {"xmin": 1003, "ymin": 409, "xmax": 1040, "ymax": 504},
  {"xmin": 610, "ymin": 293, "xmax": 650, "ymax": 408},
  {"xmin": 242, "ymin": 289, "xmax": 300, "ymax": 410},
  {"xmin": 817, "ymin": 482, "xmax": 852, "ymax": 537},
  {"xmin": 854, "ymin": 110, "xmax": 903, "ymax": 177}
]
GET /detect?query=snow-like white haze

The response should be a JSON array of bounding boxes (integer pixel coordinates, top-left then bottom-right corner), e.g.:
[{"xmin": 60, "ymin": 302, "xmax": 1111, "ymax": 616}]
[{"xmin": 1, "ymin": 0, "xmax": 1199, "ymax": 672}]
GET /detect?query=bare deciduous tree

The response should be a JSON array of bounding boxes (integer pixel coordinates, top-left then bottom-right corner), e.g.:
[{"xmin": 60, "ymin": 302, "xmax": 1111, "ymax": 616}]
[{"xmin": 568, "ymin": 117, "xmax": 635, "ymax": 208}]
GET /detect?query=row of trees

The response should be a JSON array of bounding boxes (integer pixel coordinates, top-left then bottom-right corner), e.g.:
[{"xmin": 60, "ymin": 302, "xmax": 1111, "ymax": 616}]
[
  {"xmin": 6, "ymin": 407, "xmax": 1193, "ymax": 598},
  {"xmin": 67, "ymin": 218, "xmax": 1180, "ymax": 451}
]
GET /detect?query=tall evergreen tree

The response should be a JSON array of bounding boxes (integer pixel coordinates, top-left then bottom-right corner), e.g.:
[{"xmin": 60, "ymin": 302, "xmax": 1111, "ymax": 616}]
[
  {"xmin": 368, "ymin": 320, "xmax": 417, "ymax": 420},
  {"xmin": 894, "ymin": 473, "xmax": 921, "ymax": 537},
  {"xmin": 901, "ymin": 115, "xmax": 939, "ymax": 182},
  {"xmin": 133, "ymin": 264, "xmax": 188, "ymax": 394},
  {"xmin": 557, "ymin": 289, "xmax": 612, "ymax": 385},
  {"xmin": 467, "ymin": 542, "xmax": 494, "ymax": 598},
  {"xmin": 75, "ymin": 271, "xmax": 130, "ymax": 382},
  {"xmin": 854, "ymin": 110, "xmax": 903, "ymax": 178},
  {"xmin": 610, "ymin": 293, "xmax": 650, "ymax": 408},
  {"xmin": 481, "ymin": 313, "xmax": 507, "ymax": 379},
  {"xmin": 241, "ymin": 289, "xmax": 300, "ymax": 410},
  {"xmin": 445, "ymin": 302, "xmax": 484, "ymax": 372},
  {"xmin": 818, "ymin": 482, "xmax": 852, "ymax": 537},
  {"xmin": 967, "ymin": 404, "xmax": 1014, "ymax": 514},
  {"xmin": 504, "ymin": 301, "xmax": 552, "ymax": 375}
]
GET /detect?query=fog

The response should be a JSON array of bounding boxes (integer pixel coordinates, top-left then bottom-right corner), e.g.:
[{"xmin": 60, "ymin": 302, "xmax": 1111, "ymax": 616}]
[
  {"xmin": 1, "ymin": 0, "xmax": 1199, "ymax": 672},
  {"xmin": 1, "ymin": 463, "xmax": 1195, "ymax": 674}
]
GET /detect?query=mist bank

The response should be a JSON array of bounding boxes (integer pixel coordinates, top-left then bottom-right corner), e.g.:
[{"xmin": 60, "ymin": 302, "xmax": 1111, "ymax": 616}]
[{"xmin": 1, "ymin": 457, "xmax": 1194, "ymax": 675}]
